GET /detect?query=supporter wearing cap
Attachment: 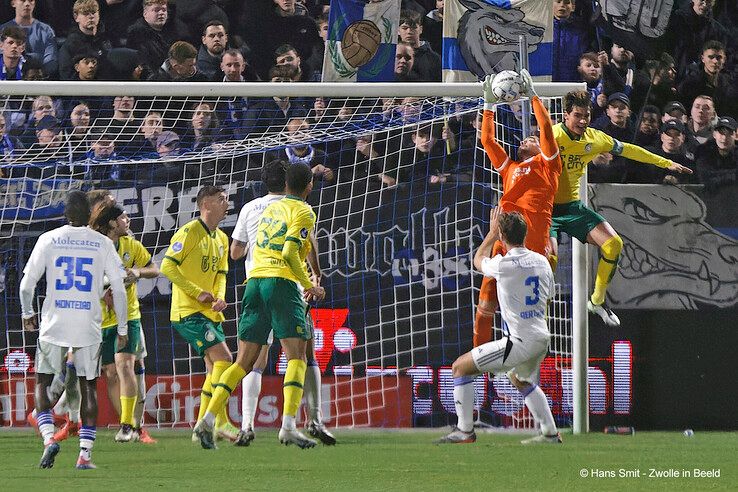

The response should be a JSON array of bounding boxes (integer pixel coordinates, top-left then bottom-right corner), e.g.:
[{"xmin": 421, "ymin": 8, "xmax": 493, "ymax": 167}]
[
  {"xmin": 72, "ymin": 51, "xmax": 98, "ymax": 81},
  {"xmin": 695, "ymin": 115, "xmax": 738, "ymax": 190},
  {"xmin": 631, "ymin": 119, "xmax": 697, "ymax": 184},
  {"xmin": 156, "ymin": 130, "xmax": 181, "ymax": 157},
  {"xmin": 662, "ymin": 101, "xmax": 688, "ymax": 124},
  {"xmin": 590, "ymin": 92, "xmax": 634, "ymax": 183}
]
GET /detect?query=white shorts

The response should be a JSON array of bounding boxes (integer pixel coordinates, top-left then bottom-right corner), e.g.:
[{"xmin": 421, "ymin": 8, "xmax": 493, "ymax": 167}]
[
  {"xmin": 36, "ymin": 340, "xmax": 101, "ymax": 381},
  {"xmin": 471, "ymin": 336, "xmax": 549, "ymax": 384}
]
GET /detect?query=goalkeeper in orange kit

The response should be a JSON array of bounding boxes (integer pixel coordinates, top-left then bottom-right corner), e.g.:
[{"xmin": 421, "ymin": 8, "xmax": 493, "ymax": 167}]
[{"xmin": 473, "ymin": 70, "xmax": 562, "ymax": 347}]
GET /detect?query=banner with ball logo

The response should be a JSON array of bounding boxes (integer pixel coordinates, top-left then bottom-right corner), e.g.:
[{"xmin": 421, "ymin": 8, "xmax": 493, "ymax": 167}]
[{"xmin": 322, "ymin": 0, "xmax": 400, "ymax": 82}]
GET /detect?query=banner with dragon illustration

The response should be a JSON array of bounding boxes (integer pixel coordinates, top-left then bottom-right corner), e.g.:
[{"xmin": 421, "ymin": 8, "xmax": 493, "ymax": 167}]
[
  {"xmin": 322, "ymin": 0, "xmax": 400, "ymax": 82},
  {"xmin": 442, "ymin": 0, "xmax": 553, "ymax": 82}
]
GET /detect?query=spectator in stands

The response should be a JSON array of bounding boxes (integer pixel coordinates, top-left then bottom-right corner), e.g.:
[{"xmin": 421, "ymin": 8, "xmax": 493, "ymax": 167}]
[
  {"xmin": 86, "ymin": 131, "xmax": 118, "ymax": 161},
  {"xmin": 20, "ymin": 54, "xmax": 43, "ymax": 79},
  {"xmin": 695, "ymin": 116, "xmax": 737, "ymax": 190},
  {"xmin": 59, "ymin": 0, "xmax": 112, "ymax": 81},
  {"xmin": 401, "ymin": 123, "xmax": 446, "ymax": 183},
  {"xmin": 92, "ymin": 95, "xmax": 145, "ymax": 156},
  {"xmin": 633, "ymin": 119, "xmax": 696, "ymax": 184},
  {"xmin": 398, "ymin": 10, "xmax": 441, "ymax": 82},
  {"xmin": 274, "ymin": 43, "xmax": 320, "ymax": 82},
  {"xmin": 98, "ymin": 0, "xmax": 139, "ymax": 47},
  {"xmin": 578, "ymin": 52, "xmax": 605, "ymax": 121},
  {"xmin": 667, "ymin": 0, "xmax": 730, "ymax": 81},
  {"xmin": 148, "ymin": 40, "xmax": 208, "ymax": 82},
  {"xmin": 0, "ymin": 0, "xmax": 57, "ymax": 76},
  {"xmin": 181, "ymin": 102, "xmax": 219, "ymax": 152},
  {"xmin": 271, "ymin": 117, "xmax": 334, "ymax": 182},
  {"xmin": 552, "ymin": 0, "xmax": 594, "ymax": 83},
  {"xmin": 242, "ymin": 0, "xmax": 323, "ymax": 79},
  {"xmin": 639, "ymin": 53, "xmax": 679, "ymax": 111},
  {"xmin": 634, "ymin": 105, "xmax": 661, "ymax": 147},
  {"xmin": 394, "ymin": 42, "xmax": 417, "ymax": 82},
  {"xmin": 72, "ymin": 51, "xmax": 99, "ymax": 81},
  {"xmin": 0, "ymin": 25, "xmax": 27, "ymax": 80},
  {"xmin": 600, "ymin": 43, "xmax": 649, "ymax": 113},
  {"xmin": 67, "ymin": 102, "xmax": 91, "ymax": 159},
  {"xmin": 590, "ymin": 93, "xmax": 633, "ymax": 183},
  {"xmin": 422, "ymin": 0, "xmax": 443, "ymax": 56},
  {"xmin": 216, "ymin": 49, "xmax": 256, "ymax": 140},
  {"xmin": 19, "ymin": 95, "xmax": 57, "ymax": 146},
  {"xmin": 34, "ymin": 115, "xmax": 63, "ymax": 147},
  {"xmin": 678, "ymin": 40, "xmax": 738, "ymax": 119},
  {"xmin": 336, "ymin": 133, "xmax": 384, "ymax": 184},
  {"xmin": 686, "ymin": 95, "xmax": 716, "ymax": 145},
  {"xmin": 197, "ymin": 20, "xmax": 229, "ymax": 80},
  {"xmin": 0, "ymin": 113, "xmax": 23, "ymax": 158},
  {"xmin": 240, "ymin": 64, "xmax": 309, "ymax": 137},
  {"xmin": 662, "ymin": 101, "xmax": 688, "ymax": 125},
  {"xmin": 316, "ymin": 12, "xmax": 329, "ymax": 43},
  {"xmin": 139, "ymin": 111, "xmax": 163, "ymax": 154},
  {"xmin": 127, "ymin": 0, "xmax": 188, "ymax": 75},
  {"xmin": 221, "ymin": 48, "xmax": 258, "ymax": 82}
]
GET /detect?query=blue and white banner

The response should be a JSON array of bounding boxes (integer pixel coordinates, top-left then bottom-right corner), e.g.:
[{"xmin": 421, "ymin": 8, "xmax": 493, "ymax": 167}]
[
  {"xmin": 442, "ymin": 0, "xmax": 553, "ymax": 82},
  {"xmin": 322, "ymin": 0, "xmax": 400, "ymax": 83}
]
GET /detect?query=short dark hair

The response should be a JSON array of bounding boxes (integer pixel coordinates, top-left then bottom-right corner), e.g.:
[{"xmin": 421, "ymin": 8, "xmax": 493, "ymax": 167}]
[
  {"xmin": 87, "ymin": 189, "xmax": 115, "ymax": 210},
  {"xmin": 286, "ymin": 163, "xmax": 313, "ymax": 196},
  {"xmin": 499, "ymin": 211, "xmax": 527, "ymax": 246},
  {"xmin": 579, "ymin": 51, "xmax": 599, "ymax": 66},
  {"xmin": 262, "ymin": 159, "xmax": 288, "ymax": 193},
  {"xmin": 89, "ymin": 204, "xmax": 124, "ymax": 235},
  {"xmin": 65, "ymin": 190, "xmax": 91, "ymax": 226},
  {"xmin": 1, "ymin": 25, "xmax": 27, "ymax": 43},
  {"xmin": 196, "ymin": 185, "xmax": 225, "ymax": 206},
  {"xmin": 641, "ymin": 105, "xmax": 661, "ymax": 117},
  {"xmin": 203, "ymin": 19, "xmax": 227, "ymax": 36},
  {"xmin": 275, "ymin": 43, "xmax": 298, "ymax": 59},
  {"xmin": 400, "ymin": 9, "xmax": 422, "ymax": 26},
  {"xmin": 702, "ymin": 39, "xmax": 725, "ymax": 53},
  {"xmin": 564, "ymin": 90, "xmax": 592, "ymax": 113}
]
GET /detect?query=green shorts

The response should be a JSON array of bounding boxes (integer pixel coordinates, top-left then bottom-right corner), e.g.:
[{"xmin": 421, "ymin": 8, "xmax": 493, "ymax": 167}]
[
  {"xmin": 551, "ymin": 200, "xmax": 606, "ymax": 243},
  {"xmin": 101, "ymin": 319, "xmax": 142, "ymax": 365},
  {"xmin": 172, "ymin": 313, "xmax": 225, "ymax": 356},
  {"xmin": 238, "ymin": 277, "xmax": 312, "ymax": 345}
]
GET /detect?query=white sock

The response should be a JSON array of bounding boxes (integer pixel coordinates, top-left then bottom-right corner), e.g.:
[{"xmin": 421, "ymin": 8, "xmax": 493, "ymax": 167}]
[
  {"xmin": 522, "ymin": 385, "xmax": 558, "ymax": 436},
  {"xmin": 36, "ymin": 410, "xmax": 55, "ymax": 445},
  {"xmin": 281, "ymin": 414, "xmax": 296, "ymax": 431},
  {"xmin": 79, "ymin": 426, "xmax": 96, "ymax": 455},
  {"xmin": 304, "ymin": 361, "xmax": 322, "ymax": 423},
  {"xmin": 453, "ymin": 376, "xmax": 475, "ymax": 433},
  {"xmin": 241, "ymin": 370, "xmax": 262, "ymax": 431}
]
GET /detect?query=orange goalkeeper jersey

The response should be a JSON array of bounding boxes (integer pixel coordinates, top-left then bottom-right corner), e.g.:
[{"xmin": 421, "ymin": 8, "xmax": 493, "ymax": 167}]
[{"xmin": 481, "ymin": 96, "xmax": 562, "ymax": 218}]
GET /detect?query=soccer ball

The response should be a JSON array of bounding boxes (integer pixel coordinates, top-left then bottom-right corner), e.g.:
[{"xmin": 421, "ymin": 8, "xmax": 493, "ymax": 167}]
[{"xmin": 491, "ymin": 70, "xmax": 523, "ymax": 103}]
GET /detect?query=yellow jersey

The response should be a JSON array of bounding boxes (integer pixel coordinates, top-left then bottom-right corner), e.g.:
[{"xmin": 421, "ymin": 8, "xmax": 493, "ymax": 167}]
[
  {"xmin": 101, "ymin": 236, "xmax": 151, "ymax": 328},
  {"xmin": 248, "ymin": 195, "xmax": 315, "ymax": 288},
  {"xmin": 162, "ymin": 218, "xmax": 229, "ymax": 322},
  {"xmin": 553, "ymin": 123, "xmax": 672, "ymax": 204}
]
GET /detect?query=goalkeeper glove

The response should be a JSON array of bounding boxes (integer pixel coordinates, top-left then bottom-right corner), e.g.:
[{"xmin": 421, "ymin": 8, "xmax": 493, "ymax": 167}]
[
  {"xmin": 482, "ymin": 74, "xmax": 498, "ymax": 111},
  {"xmin": 520, "ymin": 69, "xmax": 537, "ymax": 98}
]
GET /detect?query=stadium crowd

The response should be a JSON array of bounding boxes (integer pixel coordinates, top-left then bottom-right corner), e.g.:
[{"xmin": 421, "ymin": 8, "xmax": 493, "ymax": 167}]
[{"xmin": 0, "ymin": 0, "xmax": 735, "ymax": 190}]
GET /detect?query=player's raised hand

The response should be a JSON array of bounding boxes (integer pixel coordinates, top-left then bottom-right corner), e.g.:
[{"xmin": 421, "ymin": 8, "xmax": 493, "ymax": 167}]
[
  {"xmin": 22, "ymin": 315, "xmax": 38, "ymax": 331},
  {"xmin": 211, "ymin": 298, "xmax": 227, "ymax": 312},
  {"xmin": 489, "ymin": 206, "xmax": 501, "ymax": 238},
  {"xmin": 519, "ymin": 69, "xmax": 538, "ymax": 97},
  {"xmin": 667, "ymin": 161, "xmax": 693, "ymax": 174},
  {"xmin": 482, "ymin": 74, "xmax": 498, "ymax": 105},
  {"xmin": 197, "ymin": 291, "xmax": 215, "ymax": 304}
]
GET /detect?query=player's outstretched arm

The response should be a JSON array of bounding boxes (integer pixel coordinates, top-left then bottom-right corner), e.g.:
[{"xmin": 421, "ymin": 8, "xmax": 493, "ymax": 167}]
[
  {"xmin": 531, "ymin": 96, "xmax": 560, "ymax": 172},
  {"xmin": 617, "ymin": 141, "xmax": 692, "ymax": 175},
  {"xmin": 481, "ymin": 75, "xmax": 510, "ymax": 169}
]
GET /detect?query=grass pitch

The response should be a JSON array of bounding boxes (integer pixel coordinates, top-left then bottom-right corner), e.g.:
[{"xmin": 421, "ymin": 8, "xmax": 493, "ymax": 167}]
[{"xmin": 0, "ymin": 429, "xmax": 735, "ymax": 491}]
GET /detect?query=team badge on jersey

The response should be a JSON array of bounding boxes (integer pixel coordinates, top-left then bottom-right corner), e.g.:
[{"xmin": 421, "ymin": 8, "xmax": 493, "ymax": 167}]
[
  {"xmin": 122, "ymin": 252, "xmax": 130, "ymax": 262},
  {"xmin": 204, "ymin": 329, "xmax": 215, "ymax": 342},
  {"xmin": 584, "ymin": 143, "xmax": 592, "ymax": 152},
  {"xmin": 172, "ymin": 241, "xmax": 183, "ymax": 252},
  {"xmin": 219, "ymin": 245, "xmax": 224, "ymax": 257},
  {"xmin": 300, "ymin": 228, "xmax": 309, "ymax": 239}
]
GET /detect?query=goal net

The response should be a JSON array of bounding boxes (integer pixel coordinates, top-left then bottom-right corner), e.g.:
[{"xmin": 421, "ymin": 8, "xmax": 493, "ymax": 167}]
[{"xmin": 0, "ymin": 81, "xmax": 583, "ymax": 431}]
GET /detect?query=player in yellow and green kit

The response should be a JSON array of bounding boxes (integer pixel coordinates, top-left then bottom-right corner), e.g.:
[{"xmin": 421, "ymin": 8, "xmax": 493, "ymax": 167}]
[
  {"xmin": 194, "ymin": 163, "xmax": 326, "ymax": 450},
  {"xmin": 551, "ymin": 90, "xmax": 693, "ymax": 326},
  {"xmin": 161, "ymin": 185, "xmax": 239, "ymax": 442},
  {"xmin": 90, "ymin": 203, "xmax": 159, "ymax": 443}
]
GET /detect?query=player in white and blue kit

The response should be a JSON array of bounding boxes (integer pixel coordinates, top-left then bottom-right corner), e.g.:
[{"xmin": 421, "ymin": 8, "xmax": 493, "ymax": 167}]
[
  {"xmin": 19, "ymin": 191, "xmax": 129, "ymax": 469},
  {"xmin": 436, "ymin": 208, "xmax": 561, "ymax": 445}
]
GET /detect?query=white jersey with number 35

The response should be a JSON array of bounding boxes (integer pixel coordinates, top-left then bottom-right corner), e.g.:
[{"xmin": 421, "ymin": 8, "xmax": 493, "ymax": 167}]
[
  {"xmin": 22, "ymin": 225, "xmax": 125, "ymax": 347},
  {"xmin": 232, "ymin": 194, "xmax": 283, "ymax": 276},
  {"xmin": 480, "ymin": 247, "xmax": 554, "ymax": 342}
]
